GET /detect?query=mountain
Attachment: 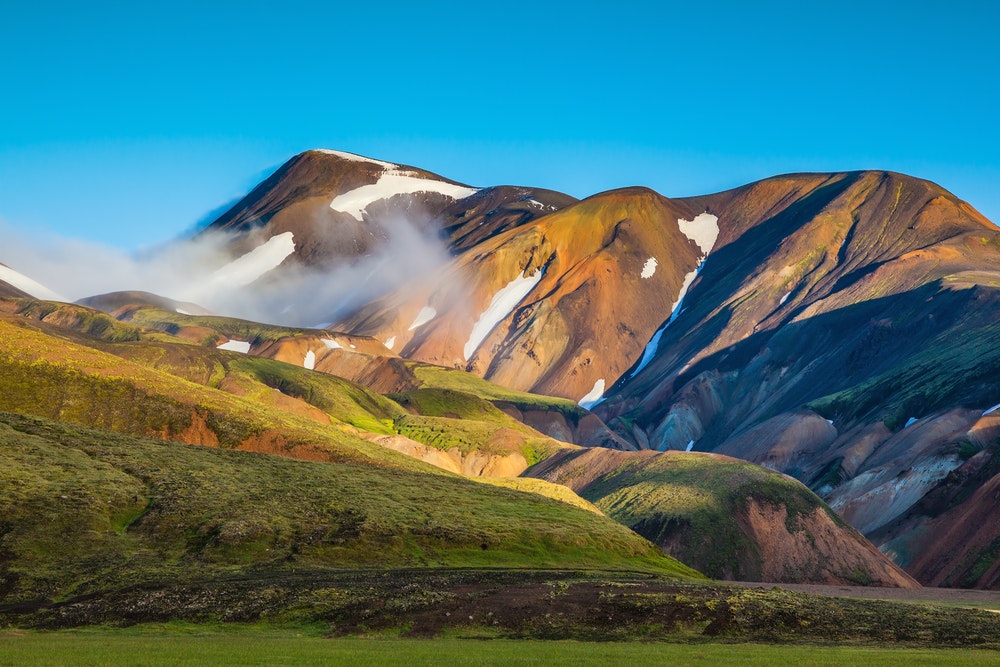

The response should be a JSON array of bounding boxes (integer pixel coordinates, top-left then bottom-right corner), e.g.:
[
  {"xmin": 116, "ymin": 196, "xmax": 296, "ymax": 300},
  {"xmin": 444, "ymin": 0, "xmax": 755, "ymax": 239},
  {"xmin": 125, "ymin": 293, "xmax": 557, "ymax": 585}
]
[
  {"xmin": 5, "ymin": 149, "xmax": 999, "ymax": 590},
  {"xmin": 181, "ymin": 153, "xmax": 1000, "ymax": 587}
]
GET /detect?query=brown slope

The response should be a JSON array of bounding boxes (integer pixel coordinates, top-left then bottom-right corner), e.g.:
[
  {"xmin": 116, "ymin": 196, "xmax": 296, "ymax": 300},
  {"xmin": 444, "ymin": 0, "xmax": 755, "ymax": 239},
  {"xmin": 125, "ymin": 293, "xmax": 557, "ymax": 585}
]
[
  {"xmin": 526, "ymin": 447, "xmax": 917, "ymax": 587},
  {"xmin": 588, "ymin": 170, "xmax": 1000, "ymax": 585},
  {"xmin": 335, "ymin": 187, "xmax": 710, "ymax": 403},
  {"xmin": 204, "ymin": 149, "xmax": 574, "ymax": 268}
]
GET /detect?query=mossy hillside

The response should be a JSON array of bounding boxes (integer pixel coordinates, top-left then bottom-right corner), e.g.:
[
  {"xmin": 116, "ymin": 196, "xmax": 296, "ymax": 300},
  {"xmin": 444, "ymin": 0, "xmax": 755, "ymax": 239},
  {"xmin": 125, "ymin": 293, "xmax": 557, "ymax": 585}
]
[
  {"xmin": 0, "ymin": 299, "xmax": 143, "ymax": 343},
  {"xmin": 112, "ymin": 306, "xmax": 307, "ymax": 346},
  {"xmin": 579, "ymin": 453, "xmax": 842, "ymax": 579},
  {"xmin": 393, "ymin": 415, "xmax": 562, "ymax": 465},
  {"xmin": 0, "ymin": 316, "xmax": 430, "ymax": 469},
  {"xmin": 0, "ymin": 413, "xmax": 696, "ymax": 604},
  {"xmin": 111, "ymin": 342, "xmax": 406, "ymax": 435},
  {"xmin": 408, "ymin": 363, "xmax": 584, "ymax": 419}
]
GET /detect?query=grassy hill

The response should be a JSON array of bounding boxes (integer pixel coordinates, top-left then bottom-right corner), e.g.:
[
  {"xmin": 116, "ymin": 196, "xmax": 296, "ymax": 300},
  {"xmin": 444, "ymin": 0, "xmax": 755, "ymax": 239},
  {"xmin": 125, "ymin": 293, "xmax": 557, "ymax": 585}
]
[{"xmin": 0, "ymin": 412, "xmax": 699, "ymax": 606}]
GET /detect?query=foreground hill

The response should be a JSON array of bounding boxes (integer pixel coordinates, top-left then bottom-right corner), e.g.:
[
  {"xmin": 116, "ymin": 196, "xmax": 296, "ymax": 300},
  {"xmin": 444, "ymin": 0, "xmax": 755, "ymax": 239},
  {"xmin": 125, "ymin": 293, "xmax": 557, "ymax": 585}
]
[
  {"xmin": 528, "ymin": 448, "xmax": 916, "ymax": 587},
  {"xmin": 0, "ymin": 412, "xmax": 696, "ymax": 606}
]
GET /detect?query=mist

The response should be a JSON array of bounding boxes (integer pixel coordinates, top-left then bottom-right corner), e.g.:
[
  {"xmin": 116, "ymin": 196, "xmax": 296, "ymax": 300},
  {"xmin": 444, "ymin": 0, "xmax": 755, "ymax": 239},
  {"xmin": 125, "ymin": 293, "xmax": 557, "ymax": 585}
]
[{"xmin": 0, "ymin": 211, "xmax": 453, "ymax": 329}]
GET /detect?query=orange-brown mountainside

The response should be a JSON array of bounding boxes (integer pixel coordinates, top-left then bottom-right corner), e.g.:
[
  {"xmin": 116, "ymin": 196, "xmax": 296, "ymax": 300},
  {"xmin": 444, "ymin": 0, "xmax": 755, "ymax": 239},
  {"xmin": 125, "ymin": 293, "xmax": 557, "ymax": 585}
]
[
  {"xmin": 206, "ymin": 149, "xmax": 574, "ymax": 267},
  {"xmin": 192, "ymin": 158, "xmax": 1000, "ymax": 587},
  {"xmin": 587, "ymin": 171, "xmax": 1000, "ymax": 586},
  {"xmin": 335, "ymin": 188, "xmax": 712, "ymax": 402},
  {"xmin": 526, "ymin": 447, "xmax": 917, "ymax": 587}
]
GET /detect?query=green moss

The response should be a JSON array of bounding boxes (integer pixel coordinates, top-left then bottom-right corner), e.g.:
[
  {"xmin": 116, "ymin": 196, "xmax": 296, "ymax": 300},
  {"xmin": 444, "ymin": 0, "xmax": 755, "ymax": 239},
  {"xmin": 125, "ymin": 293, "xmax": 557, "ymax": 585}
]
[{"xmin": 0, "ymin": 412, "xmax": 692, "ymax": 605}]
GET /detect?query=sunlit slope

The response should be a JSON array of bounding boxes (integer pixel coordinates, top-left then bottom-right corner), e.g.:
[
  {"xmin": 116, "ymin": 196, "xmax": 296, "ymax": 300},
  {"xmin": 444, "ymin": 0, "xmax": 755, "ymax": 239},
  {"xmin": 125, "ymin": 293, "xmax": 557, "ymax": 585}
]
[
  {"xmin": 0, "ymin": 412, "xmax": 700, "ymax": 605},
  {"xmin": 337, "ymin": 187, "xmax": 713, "ymax": 403},
  {"xmin": 528, "ymin": 448, "xmax": 917, "ymax": 587}
]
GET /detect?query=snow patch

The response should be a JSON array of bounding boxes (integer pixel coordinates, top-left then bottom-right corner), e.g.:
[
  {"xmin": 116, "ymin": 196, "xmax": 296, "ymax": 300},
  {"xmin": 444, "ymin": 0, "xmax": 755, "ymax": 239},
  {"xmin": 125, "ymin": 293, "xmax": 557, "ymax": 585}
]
[
  {"xmin": 0, "ymin": 264, "xmax": 65, "ymax": 301},
  {"xmin": 826, "ymin": 419, "xmax": 834, "ymax": 426},
  {"xmin": 640, "ymin": 257, "xmax": 658, "ymax": 279},
  {"xmin": 217, "ymin": 340, "xmax": 251, "ymax": 354},
  {"xmin": 208, "ymin": 232, "xmax": 295, "ymax": 288},
  {"xmin": 408, "ymin": 305, "xmax": 437, "ymax": 331},
  {"xmin": 904, "ymin": 417, "xmax": 919, "ymax": 428},
  {"xmin": 321, "ymin": 338, "xmax": 342, "ymax": 350},
  {"xmin": 384, "ymin": 336, "xmax": 396, "ymax": 350},
  {"xmin": 780, "ymin": 291, "xmax": 792, "ymax": 305},
  {"xmin": 631, "ymin": 268, "xmax": 699, "ymax": 378},
  {"xmin": 463, "ymin": 270, "xmax": 543, "ymax": 361},
  {"xmin": 175, "ymin": 308, "xmax": 191, "ymax": 315},
  {"xmin": 315, "ymin": 149, "xmax": 398, "ymax": 170},
  {"xmin": 329, "ymin": 172, "xmax": 478, "ymax": 221},
  {"xmin": 579, "ymin": 378, "xmax": 605, "ymax": 409},
  {"xmin": 303, "ymin": 350, "xmax": 316, "ymax": 370},
  {"xmin": 685, "ymin": 440, "xmax": 695, "ymax": 452},
  {"xmin": 983, "ymin": 403, "xmax": 1000, "ymax": 416},
  {"xmin": 677, "ymin": 213, "xmax": 719, "ymax": 255}
]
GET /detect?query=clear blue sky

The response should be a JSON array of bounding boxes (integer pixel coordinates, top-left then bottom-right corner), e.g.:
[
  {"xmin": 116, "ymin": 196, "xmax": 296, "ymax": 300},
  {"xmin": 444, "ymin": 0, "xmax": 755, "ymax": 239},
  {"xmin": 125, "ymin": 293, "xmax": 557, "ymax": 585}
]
[{"xmin": 1, "ymin": 1, "xmax": 997, "ymax": 249}]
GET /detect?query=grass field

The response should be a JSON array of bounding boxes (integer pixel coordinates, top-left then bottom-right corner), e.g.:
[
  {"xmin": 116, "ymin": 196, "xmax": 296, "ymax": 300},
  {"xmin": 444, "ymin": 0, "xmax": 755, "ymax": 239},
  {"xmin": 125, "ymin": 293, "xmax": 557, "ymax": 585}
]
[{"xmin": 1, "ymin": 629, "xmax": 998, "ymax": 667}]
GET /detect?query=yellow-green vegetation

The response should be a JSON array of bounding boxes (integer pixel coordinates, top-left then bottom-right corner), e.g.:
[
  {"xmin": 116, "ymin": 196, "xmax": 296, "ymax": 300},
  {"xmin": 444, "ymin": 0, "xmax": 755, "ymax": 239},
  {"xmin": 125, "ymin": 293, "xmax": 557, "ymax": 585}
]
[
  {"xmin": 0, "ymin": 315, "xmax": 420, "ymax": 464},
  {"xmin": 112, "ymin": 306, "xmax": 307, "ymax": 346},
  {"xmin": 391, "ymin": 388, "xmax": 565, "ymax": 463},
  {"xmin": 3, "ymin": 631, "xmax": 999, "ymax": 667},
  {"xmin": 476, "ymin": 477, "xmax": 603, "ymax": 515},
  {"xmin": 580, "ymin": 453, "xmax": 843, "ymax": 580},
  {"xmin": 409, "ymin": 363, "xmax": 583, "ymax": 418},
  {"xmin": 0, "ymin": 412, "xmax": 694, "ymax": 607}
]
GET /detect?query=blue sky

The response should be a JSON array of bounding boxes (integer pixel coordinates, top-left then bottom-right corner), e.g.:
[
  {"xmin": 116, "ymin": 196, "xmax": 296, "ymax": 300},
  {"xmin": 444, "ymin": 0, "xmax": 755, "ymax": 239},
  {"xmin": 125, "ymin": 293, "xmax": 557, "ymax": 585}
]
[{"xmin": 1, "ymin": 1, "xmax": 997, "ymax": 249}]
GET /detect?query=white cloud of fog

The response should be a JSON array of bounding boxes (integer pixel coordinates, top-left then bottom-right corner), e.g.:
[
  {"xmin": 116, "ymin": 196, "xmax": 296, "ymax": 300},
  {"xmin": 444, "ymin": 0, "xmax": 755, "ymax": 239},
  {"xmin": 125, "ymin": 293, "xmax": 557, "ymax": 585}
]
[{"xmin": 0, "ymin": 211, "xmax": 452, "ymax": 329}]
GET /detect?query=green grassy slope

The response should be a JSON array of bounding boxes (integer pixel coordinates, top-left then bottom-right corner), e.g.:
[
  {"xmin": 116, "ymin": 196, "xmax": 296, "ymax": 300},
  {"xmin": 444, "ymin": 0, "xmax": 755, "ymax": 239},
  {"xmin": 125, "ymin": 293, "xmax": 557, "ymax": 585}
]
[{"xmin": 0, "ymin": 412, "xmax": 699, "ymax": 606}]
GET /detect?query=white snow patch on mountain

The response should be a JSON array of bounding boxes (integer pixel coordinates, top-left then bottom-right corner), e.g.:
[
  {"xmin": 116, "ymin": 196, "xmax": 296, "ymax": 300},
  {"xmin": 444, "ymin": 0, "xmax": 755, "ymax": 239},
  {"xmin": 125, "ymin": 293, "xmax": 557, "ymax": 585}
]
[
  {"xmin": 330, "ymin": 172, "xmax": 478, "ymax": 221},
  {"xmin": 303, "ymin": 350, "xmax": 316, "ymax": 370},
  {"xmin": 905, "ymin": 417, "xmax": 919, "ymax": 428},
  {"xmin": 983, "ymin": 403, "xmax": 1000, "ymax": 416},
  {"xmin": 641, "ymin": 257, "xmax": 658, "ymax": 279},
  {"xmin": 631, "ymin": 268, "xmax": 699, "ymax": 378},
  {"xmin": 464, "ymin": 270, "xmax": 543, "ymax": 361},
  {"xmin": 175, "ymin": 308, "xmax": 191, "ymax": 315},
  {"xmin": 685, "ymin": 440, "xmax": 695, "ymax": 452},
  {"xmin": 579, "ymin": 378, "xmax": 606, "ymax": 409},
  {"xmin": 677, "ymin": 213, "xmax": 719, "ymax": 255},
  {"xmin": 315, "ymin": 149, "xmax": 398, "ymax": 171},
  {"xmin": 408, "ymin": 305, "xmax": 437, "ymax": 331},
  {"xmin": 207, "ymin": 232, "xmax": 295, "ymax": 288},
  {"xmin": 384, "ymin": 336, "xmax": 396, "ymax": 350},
  {"xmin": 322, "ymin": 338, "xmax": 342, "ymax": 350},
  {"xmin": 780, "ymin": 291, "xmax": 792, "ymax": 305},
  {"xmin": 217, "ymin": 340, "xmax": 251, "ymax": 354},
  {"xmin": 0, "ymin": 263, "xmax": 65, "ymax": 301}
]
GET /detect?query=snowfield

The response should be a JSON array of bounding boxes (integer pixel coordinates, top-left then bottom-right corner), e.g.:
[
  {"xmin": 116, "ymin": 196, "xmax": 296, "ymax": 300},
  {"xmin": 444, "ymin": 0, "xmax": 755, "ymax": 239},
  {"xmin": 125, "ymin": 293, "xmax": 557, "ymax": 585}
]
[
  {"xmin": 321, "ymin": 338, "xmax": 342, "ymax": 350},
  {"xmin": 0, "ymin": 263, "xmax": 65, "ymax": 301},
  {"xmin": 578, "ymin": 378, "xmax": 605, "ymax": 409},
  {"xmin": 208, "ymin": 232, "xmax": 295, "ymax": 287},
  {"xmin": 640, "ymin": 257, "xmax": 658, "ymax": 279},
  {"xmin": 329, "ymin": 172, "xmax": 478, "ymax": 221},
  {"xmin": 408, "ymin": 305, "xmax": 437, "ymax": 331},
  {"xmin": 217, "ymin": 340, "xmax": 251, "ymax": 354},
  {"xmin": 464, "ymin": 270, "xmax": 543, "ymax": 361},
  {"xmin": 677, "ymin": 213, "xmax": 719, "ymax": 255},
  {"xmin": 303, "ymin": 350, "xmax": 316, "ymax": 370},
  {"xmin": 631, "ymin": 268, "xmax": 699, "ymax": 378}
]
